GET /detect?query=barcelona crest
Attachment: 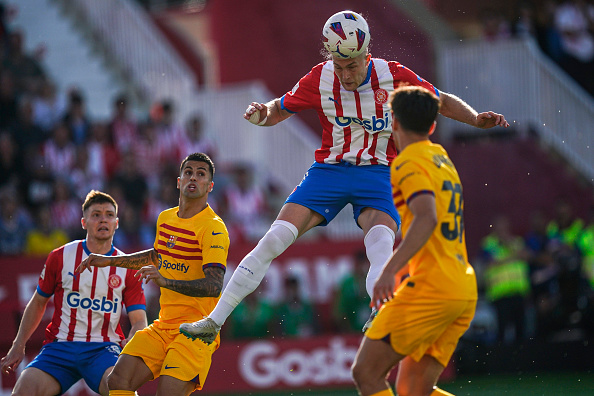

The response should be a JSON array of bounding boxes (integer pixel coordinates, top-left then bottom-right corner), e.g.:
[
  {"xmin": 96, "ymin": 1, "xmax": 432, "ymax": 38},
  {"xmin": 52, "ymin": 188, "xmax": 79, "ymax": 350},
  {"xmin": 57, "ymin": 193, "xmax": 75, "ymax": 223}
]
[{"xmin": 166, "ymin": 235, "xmax": 177, "ymax": 248}]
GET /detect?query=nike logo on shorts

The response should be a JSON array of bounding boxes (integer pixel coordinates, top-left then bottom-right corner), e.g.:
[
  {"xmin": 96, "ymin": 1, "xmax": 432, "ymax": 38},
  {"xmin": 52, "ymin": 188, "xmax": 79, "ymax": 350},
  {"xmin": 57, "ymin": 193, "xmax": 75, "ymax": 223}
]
[{"xmin": 165, "ymin": 365, "xmax": 179, "ymax": 369}]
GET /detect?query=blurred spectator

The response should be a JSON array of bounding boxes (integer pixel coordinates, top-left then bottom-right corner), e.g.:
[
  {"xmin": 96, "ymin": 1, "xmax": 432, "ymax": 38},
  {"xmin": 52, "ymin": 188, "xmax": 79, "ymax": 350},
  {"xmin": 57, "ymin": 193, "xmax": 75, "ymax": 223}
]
[
  {"xmin": 481, "ymin": 215, "xmax": 531, "ymax": 344},
  {"xmin": 42, "ymin": 122, "xmax": 76, "ymax": 177},
  {"xmin": 143, "ymin": 182, "xmax": 178, "ymax": 226},
  {"xmin": 0, "ymin": 68, "xmax": 18, "ymax": 129},
  {"xmin": 11, "ymin": 96, "xmax": 47, "ymax": 154},
  {"xmin": 219, "ymin": 163, "xmax": 275, "ymax": 242},
  {"xmin": 480, "ymin": 7, "xmax": 512, "ymax": 41},
  {"xmin": 24, "ymin": 204, "xmax": 68, "ymax": 256},
  {"xmin": 112, "ymin": 205, "xmax": 153, "ymax": 251},
  {"xmin": 0, "ymin": 2, "xmax": 9, "ymax": 49},
  {"xmin": 2, "ymin": 29, "xmax": 45, "ymax": 95},
  {"xmin": 224, "ymin": 291, "xmax": 276, "ymax": 340},
  {"xmin": 577, "ymin": 206, "xmax": 594, "ymax": 291},
  {"xmin": 512, "ymin": 0, "xmax": 538, "ymax": 39},
  {"xmin": 577, "ymin": 206, "xmax": 594, "ymax": 333},
  {"xmin": 108, "ymin": 93, "xmax": 137, "ymax": 154},
  {"xmin": 22, "ymin": 156, "xmax": 54, "ymax": 211},
  {"xmin": 62, "ymin": 88, "xmax": 91, "ymax": 145},
  {"xmin": 112, "ymin": 151, "xmax": 148, "ymax": 209},
  {"xmin": 32, "ymin": 79, "xmax": 66, "ymax": 133},
  {"xmin": 274, "ymin": 275, "xmax": 317, "ymax": 338},
  {"xmin": 535, "ymin": 0, "xmax": 565, "ymax": 62},
  {"xmin": 333, "ymin": 250, "xmax": 370, "ymax": 333},
  {"xmin": 154, "ymin": 99, "xmax": 185, "ymax": 165},
  {"xmin": 0, "ymin": 187, "xmax": 32, "ymax": 254},
  {"xmin": 0, "ymin": 131, "xmax": 23, "ymax": 190},
  {"xmin": 49, "ymin": 178, "xmax": 82, "ymax": 238},
  {"xmin": 86, "ymin": 121, "xmax": 119, "ymax": 182},
  {"xmin": 554, "ymin": 0, "xmax": 594, "ymax": 95},
  {"xmin": 69, "ymin": 145, "xmax": 104, "ymax": 201},
  {"xmin": 176, "ymin": 114, "xmax": 218, "ymax": 163},
  {"xmin": 524, "ymin": 210, "xmax": 563, "ymax": 338},
  {"xmin": 134, "ymin": 121, "xmax": 164, "ymax": 194},
  {"xmin": 547, "ymin": 200, "xmax": 588, "ymax": 331}
]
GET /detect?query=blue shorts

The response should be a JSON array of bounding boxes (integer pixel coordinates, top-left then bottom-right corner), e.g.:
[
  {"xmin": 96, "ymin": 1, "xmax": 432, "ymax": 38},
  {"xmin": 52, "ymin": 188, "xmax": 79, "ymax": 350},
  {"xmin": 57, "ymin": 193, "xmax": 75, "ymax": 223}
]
[
  {"xmin": 26, "ymin": 341, "xmax": 121, "ymax": 395},
  {"xmin": 286, "ymin": 161, "xmax": 401, "ymax": 228}
]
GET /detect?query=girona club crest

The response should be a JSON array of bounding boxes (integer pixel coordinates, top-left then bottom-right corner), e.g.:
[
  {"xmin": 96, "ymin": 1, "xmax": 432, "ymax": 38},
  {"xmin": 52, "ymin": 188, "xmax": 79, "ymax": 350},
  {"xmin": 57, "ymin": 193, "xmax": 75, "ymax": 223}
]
[
  {"xmin": 374, "ymin": 88, "xmax": 389, "ymax": 105},
  {"xmin": 108, "ymin": 274, "xmax": 122, "ymax": 289},
  {"xmin": 166, "ymin": 235, "xmax": 177, "ymax": 249}
]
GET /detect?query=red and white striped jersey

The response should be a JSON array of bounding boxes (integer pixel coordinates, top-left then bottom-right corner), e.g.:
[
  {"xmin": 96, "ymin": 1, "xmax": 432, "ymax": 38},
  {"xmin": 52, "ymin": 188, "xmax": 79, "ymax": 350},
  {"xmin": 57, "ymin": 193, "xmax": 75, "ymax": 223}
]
[
  {"xmin": 281, "ymin": 58, "xmax": 439, "ymax": 166},
  {"xmin": 37, "ymin": 240, "xmax": 145, "ymax": 345}
]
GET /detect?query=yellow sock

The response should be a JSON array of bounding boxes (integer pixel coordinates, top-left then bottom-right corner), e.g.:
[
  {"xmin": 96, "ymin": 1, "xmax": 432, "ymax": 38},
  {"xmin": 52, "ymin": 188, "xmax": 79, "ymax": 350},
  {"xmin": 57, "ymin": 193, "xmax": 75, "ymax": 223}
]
[
  {"xmin": 370, "ymin": 389, "xmax": 395, "ymax": 396},
  {"xmin": 431, "ymin": 387, "xmax": 455, "ymax": 396},
  {"xmin": 109, "ymin": 391, "xmax": 136, "ymax": 396}
]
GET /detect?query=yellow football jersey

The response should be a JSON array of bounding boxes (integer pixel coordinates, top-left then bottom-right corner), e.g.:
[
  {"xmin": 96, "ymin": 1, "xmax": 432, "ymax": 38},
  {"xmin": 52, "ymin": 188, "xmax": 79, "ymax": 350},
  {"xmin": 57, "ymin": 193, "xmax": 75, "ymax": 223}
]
[
  {"xmin": 153, "ymin": 204, "xmax": 229, "ymax": 328},
  {"xmin": 390, "ymin": 141, "xmax": 477, "ymax": 301}
]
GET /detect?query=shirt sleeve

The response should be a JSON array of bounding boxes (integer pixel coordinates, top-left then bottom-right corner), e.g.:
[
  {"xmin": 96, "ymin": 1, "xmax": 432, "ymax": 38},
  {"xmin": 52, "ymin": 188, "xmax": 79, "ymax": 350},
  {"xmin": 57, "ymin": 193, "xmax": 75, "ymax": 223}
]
[
  {"xmin": 200, "ymin": 220, "xmax": 230, "ymax": 273},
  {"xmin": 123, "ymin": 268, "xmax": 146, "ymax": 313},
  {"xmin": 37, "ymin": 249, "xmax": 60, "ymax": 297},
  {"xmin": 281, "ymin": 63, "xmax": 324, "ymax": 113},
  {"xmin": 388, "ymin": 62, "xmax": 440, "ymax": 98},
  {"xmin": 393, "ymin": 159, "xmax": 435, "ymax": 207}
]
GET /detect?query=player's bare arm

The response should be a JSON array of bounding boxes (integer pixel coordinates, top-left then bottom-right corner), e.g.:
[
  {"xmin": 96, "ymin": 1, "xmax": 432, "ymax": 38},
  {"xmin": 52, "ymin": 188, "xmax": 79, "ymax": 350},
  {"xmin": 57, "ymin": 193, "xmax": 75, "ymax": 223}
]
[
  {"xmin": 1, "ymin": 292, "xmax": 50, "ymax": 374},
  {"xmin": 137, "ymin": 265, "xmax": 225, "ymax": 297},
  {"xmin": 244, "ymin": 98, "xmax": 292, "ymax": 126},
  {"xmin": 123, "ymin": 309, "xmax": 148, "ymax": 347},
  {"xmin": 372, "ymin": 194, "xmax": 437, "ymax": 309},
  {"xmin": 76, "ymin": 248, "xmax": 159, "ymax": 273},
  {"xmin": 439, "ymin": 92, "xmax": 509, "ymax": 129}
]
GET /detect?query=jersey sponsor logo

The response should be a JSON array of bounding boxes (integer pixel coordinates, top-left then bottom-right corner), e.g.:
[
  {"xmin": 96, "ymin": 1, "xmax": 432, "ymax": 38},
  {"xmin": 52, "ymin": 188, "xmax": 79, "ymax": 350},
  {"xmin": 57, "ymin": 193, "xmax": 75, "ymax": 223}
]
[
  {"xmin": 158, "ymin": 254, "xmax": 189, "ymax": 273},
  {"xmin": 334, "ymin": 112, "xmax": 391, "ymax": 132},
  {"xmin": 66, "ymin": 292, "xmax": 119, "ymax": 313},
  {"xmin": 211, "ymin": 231, "xmax": 223, "ymax": 236},
  {"xmin": 108, "ymin": 274, "xmax": 122, "ymax": 289},
  {"xmin": 210, "ymin": 245, "xmax": 226, "ymax": 251},
  {"xmin": 40, "ymin": 266, "xmax": 46, "ymax": 280},
  {"xmin": 328, "ymin": 96, "xmax": 339, "ymax": 104},
  {"xmin": 374, "ymin": 88, "xmax": 389, "ymax": 105},
  {"xmin": 166, "ymin": 235, "xmax": 177, "ymax": 248}
]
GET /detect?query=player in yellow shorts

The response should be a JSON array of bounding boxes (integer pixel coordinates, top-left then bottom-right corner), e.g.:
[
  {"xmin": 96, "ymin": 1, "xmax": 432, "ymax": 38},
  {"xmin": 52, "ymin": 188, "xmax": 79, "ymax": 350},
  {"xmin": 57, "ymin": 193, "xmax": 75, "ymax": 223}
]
[
  {"xmin": 77, "ymin": 153, "xmax": 229, "ymax": 396},
  {"xmin": 351, "ymin": 86, "xmax": 478, "ymax": 396}
]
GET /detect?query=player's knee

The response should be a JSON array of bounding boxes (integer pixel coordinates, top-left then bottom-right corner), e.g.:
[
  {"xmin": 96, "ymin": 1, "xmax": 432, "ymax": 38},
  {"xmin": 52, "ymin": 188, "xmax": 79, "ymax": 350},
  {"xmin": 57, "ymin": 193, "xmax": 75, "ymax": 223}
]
[
  {"xmin": 350, "ymin": 359, "xmax": 370, "ymax": 388},
  {"xmin": 107, "ymin": 368, "xmax": 132, "ymax": 391},
  {"xmin": 252, "ymin": 220, "xmax": 298, "ymax": 261}
]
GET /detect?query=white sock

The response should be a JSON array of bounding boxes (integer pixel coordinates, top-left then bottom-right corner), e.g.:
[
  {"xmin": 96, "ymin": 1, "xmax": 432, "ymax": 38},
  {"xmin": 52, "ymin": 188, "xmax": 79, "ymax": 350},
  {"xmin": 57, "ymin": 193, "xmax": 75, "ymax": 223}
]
[
  {"xmin": 209, "ymin": 220, "xmax": 298, "ymax": 325},
  {"xmin": 364, "ymin": 224, "xmax": 396, "ymax": 299}
]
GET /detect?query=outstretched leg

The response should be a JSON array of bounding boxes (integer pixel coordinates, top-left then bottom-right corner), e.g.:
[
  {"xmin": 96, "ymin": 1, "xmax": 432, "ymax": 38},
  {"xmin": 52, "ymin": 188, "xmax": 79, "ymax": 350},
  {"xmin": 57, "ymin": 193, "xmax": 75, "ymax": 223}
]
[
  {"xmin": 181, "ymin": 203, "xmax": 323, "ymax": 342},
  {"xmin": 358, "ymin": 208, "xmax": 397, "ymax": 331}
]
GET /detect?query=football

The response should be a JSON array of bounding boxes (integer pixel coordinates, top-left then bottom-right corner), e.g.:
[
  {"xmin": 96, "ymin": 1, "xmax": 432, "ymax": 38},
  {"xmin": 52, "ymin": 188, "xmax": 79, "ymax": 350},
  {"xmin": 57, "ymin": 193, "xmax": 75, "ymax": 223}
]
[{"xmin": 322, "ymin": 11, "xmax": 370, "ymax": 59}]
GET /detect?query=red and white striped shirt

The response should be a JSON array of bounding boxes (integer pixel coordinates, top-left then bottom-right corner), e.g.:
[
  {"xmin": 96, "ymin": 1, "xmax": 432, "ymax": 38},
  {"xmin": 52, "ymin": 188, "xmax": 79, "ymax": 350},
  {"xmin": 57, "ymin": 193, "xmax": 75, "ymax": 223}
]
[
  {"xmin": 37, "ymin": 240, "xmax": 145, "ymax": 345},
  {"xmin": 281, "ymin": 58, "xmax": 439, "ymax": 166}
]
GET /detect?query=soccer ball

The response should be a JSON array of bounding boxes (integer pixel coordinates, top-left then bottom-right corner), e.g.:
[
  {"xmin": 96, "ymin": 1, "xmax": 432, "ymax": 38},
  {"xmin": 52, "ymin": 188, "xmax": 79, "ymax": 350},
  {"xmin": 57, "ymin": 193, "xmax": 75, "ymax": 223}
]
[{"xmin": 322, "ymin": 11, "xmax": 370, "ymax": 59}]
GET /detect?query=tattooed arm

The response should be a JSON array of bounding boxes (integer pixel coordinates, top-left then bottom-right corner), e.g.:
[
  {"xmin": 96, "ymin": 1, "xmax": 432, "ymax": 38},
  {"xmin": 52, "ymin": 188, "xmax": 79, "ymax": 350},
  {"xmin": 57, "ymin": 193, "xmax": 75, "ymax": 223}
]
[
  {"xmin": 136, "ymin": 265, "xmax": 225, "ymax": 297},
  {"xmin": 76, "ymin": 249, "xmax": 159, "ymax": 273}
]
